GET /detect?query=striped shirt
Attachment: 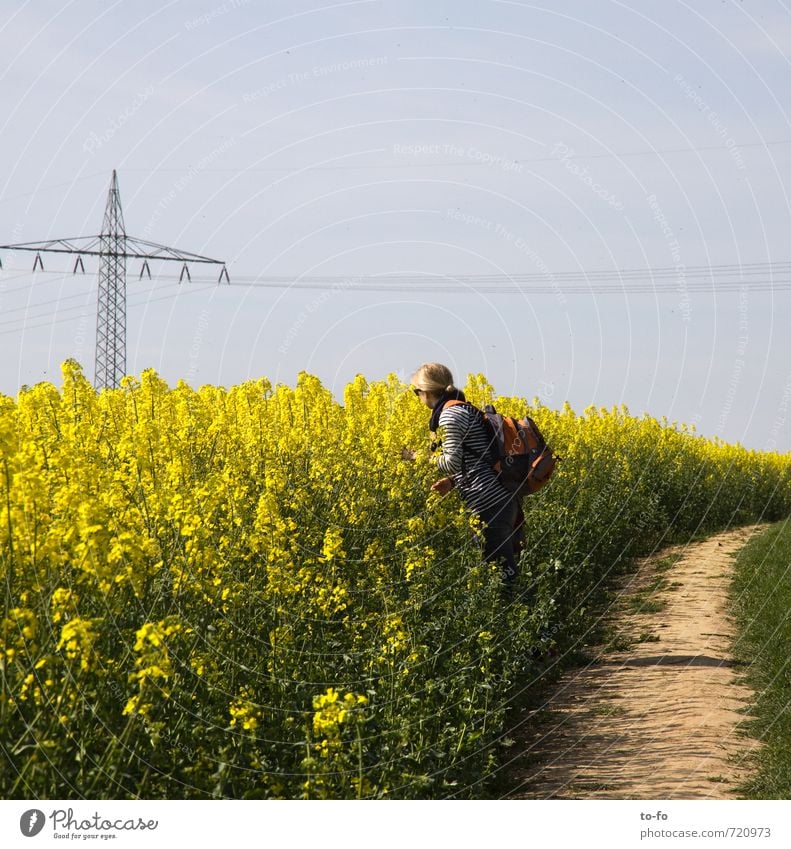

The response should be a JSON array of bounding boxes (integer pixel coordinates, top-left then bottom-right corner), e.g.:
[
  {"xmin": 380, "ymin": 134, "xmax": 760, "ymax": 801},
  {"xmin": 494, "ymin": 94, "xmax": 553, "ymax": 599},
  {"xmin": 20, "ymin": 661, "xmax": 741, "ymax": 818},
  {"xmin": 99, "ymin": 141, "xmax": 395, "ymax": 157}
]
[{"xmin": 435, "ymin": 403, "xmax": 512, "ymax": 514}]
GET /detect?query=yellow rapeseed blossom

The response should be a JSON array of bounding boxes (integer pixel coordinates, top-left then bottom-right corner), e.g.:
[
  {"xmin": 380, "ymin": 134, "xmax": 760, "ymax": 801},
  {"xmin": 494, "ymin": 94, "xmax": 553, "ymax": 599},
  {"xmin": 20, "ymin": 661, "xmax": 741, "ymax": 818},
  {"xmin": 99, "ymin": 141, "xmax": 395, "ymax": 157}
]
[
  {"xmin": 123, "ymin": 618, "xmax": 189, "ymax": 719},
  {"xmin": 229, "ymin": 687, "xmax": 262, "ymax": 732},
  {"xmin": 56, "ymin": 617, "xmax": 98, "ymax": 672},
  {"xmin": 3, "ymin": 359, "xmax": 791, "ymax": 799},
  {"xmin": 50, "ymin": 588, "xmax": 77, "ymax": 624},
  {"xmin": 312, "ymin": 688, "xmax": 368, "ymax": 755},
  {"xmin": 320, "ymin": 527, "xmax": 344, "ymax": 562}
]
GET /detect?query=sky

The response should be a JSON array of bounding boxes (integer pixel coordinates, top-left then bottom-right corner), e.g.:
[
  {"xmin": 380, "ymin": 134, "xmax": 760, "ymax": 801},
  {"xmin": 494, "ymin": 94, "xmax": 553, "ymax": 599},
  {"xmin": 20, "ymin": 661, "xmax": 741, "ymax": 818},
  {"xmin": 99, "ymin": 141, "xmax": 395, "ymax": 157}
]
[{"xmin": 2, "ymin": 0, "xmax": 791, "ymax": 450}]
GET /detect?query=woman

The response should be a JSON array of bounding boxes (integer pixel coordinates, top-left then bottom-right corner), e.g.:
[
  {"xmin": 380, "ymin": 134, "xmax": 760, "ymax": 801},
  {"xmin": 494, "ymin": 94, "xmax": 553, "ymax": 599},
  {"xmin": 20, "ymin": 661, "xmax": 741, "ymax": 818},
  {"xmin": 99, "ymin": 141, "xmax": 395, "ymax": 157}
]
[{"xmin": 410, "ymin": 362, "xmax": 520, "ymax": 586}]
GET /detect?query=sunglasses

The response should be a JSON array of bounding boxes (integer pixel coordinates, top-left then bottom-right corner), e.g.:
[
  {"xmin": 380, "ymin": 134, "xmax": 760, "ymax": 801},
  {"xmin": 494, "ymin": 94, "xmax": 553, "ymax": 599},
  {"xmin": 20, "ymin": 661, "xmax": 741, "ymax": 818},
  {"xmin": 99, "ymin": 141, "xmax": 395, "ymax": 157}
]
[{"xmin": 412, "ymin": 387, "xmax": 422, "ymax": 396}]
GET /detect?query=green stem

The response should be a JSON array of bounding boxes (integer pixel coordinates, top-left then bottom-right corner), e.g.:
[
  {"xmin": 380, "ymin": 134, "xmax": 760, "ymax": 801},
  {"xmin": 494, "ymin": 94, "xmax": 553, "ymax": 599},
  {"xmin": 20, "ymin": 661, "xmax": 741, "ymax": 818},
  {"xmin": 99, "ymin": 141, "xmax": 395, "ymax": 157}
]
[{"xmin": 2, "ymin": 458, "xmax": 15, "ymax": 726}]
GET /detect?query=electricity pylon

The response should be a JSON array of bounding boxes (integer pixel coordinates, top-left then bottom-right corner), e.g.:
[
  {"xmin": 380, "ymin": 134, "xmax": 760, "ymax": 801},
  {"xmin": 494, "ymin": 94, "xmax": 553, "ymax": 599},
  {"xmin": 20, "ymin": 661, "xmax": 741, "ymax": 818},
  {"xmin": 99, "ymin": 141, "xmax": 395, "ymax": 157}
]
[{"xmin": 0, "ymin": 171, "xmax": 228, "ymax": 390}]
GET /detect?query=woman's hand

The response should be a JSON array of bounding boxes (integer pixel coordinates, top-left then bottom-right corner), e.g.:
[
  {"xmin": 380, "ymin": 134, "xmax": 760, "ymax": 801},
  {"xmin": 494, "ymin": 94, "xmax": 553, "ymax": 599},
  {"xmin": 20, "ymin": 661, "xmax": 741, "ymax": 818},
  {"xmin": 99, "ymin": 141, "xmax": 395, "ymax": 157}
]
[
  {"xmin": 430, "ymin": 477, "xmax": 454, "ymax": 496},
  {"xmin": 401, "ymin": 446, "xmax": 417, "ymax": 461}
]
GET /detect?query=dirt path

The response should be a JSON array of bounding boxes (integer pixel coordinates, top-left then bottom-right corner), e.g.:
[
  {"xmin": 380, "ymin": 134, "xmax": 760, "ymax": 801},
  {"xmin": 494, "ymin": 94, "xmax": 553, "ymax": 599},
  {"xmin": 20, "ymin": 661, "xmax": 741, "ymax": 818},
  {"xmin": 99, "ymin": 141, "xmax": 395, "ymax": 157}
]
[{"xmin": 504, "ymin": 524, "xmax": 768, "ymax": 799}]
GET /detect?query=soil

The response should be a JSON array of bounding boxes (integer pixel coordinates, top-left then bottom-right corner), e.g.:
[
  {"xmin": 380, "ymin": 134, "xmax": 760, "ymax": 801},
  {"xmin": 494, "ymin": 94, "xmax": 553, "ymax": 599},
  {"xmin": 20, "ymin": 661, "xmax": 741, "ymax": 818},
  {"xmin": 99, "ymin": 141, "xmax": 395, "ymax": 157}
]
[{"xmin": 503, "ymin": 524, "xmax": 768, "ymax": 799}]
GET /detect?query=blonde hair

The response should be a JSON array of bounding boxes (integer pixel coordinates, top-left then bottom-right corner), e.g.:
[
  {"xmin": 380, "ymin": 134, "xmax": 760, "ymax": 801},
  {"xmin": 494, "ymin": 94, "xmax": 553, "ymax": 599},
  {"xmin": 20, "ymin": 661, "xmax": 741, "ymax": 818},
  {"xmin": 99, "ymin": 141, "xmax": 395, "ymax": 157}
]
[{"xmin": 412, "ymin": 362, "xmax": 457, "ymax": 396}]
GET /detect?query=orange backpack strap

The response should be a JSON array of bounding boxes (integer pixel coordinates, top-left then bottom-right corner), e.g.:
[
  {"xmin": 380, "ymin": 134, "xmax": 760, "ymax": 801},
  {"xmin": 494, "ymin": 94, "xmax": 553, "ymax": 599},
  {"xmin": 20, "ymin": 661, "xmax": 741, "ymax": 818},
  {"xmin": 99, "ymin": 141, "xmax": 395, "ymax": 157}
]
[
  {"xmin": 430, "ymin": 398, "xmax": 468, "ymax": 437},
  {"xmin": 433, "ymin": 399, "xmax": 499, "ymax": 468}
]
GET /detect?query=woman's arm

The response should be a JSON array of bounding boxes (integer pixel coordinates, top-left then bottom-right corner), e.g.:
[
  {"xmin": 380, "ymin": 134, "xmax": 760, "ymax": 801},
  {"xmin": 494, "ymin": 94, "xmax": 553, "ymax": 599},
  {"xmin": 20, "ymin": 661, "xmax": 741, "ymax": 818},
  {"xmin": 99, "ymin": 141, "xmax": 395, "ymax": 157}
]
[
  {"xmin": 435, "ymin": 408, "xmax": 466, "ymax": 475},
  {"xmin": 431, "ymin": 476, "xmax": 455, "ymax": 495}
]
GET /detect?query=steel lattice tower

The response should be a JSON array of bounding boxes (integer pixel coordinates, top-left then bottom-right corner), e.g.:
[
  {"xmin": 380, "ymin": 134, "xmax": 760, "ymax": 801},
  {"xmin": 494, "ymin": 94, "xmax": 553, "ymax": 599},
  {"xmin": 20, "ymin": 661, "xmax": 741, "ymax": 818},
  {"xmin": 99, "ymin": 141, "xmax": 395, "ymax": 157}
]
[
  {"xmin": 0, "ymin": 171, "xmax": 229, "ymax": 390},
  {"xmin": 95, "ymin": 171, "xmax": 128, "ymax": 390}
]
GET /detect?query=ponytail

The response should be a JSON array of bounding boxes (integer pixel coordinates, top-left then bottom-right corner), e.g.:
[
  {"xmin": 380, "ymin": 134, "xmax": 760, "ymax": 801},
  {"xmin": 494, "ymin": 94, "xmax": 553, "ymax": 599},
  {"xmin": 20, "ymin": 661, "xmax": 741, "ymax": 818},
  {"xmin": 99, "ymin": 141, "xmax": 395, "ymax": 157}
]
[{"xmin": 412, "ymin": 363, "xmax": 455, "ymax": 395}]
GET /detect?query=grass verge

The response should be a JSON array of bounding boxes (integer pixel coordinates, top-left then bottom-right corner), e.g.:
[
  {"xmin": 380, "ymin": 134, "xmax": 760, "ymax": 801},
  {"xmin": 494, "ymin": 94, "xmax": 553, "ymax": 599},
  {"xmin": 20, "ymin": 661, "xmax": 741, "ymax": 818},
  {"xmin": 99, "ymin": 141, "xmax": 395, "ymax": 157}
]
[{"xmin": 730, "ymin": 517, "xmax": 791, "ymax": 799}]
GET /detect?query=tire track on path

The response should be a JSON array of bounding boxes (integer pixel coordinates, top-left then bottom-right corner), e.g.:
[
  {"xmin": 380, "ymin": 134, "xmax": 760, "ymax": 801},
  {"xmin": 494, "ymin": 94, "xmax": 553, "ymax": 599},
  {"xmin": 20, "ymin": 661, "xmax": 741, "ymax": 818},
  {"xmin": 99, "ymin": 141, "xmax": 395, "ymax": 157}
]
[{"xmin": 504, "ymin": 524, "xmax": 768, "ymax": 799}]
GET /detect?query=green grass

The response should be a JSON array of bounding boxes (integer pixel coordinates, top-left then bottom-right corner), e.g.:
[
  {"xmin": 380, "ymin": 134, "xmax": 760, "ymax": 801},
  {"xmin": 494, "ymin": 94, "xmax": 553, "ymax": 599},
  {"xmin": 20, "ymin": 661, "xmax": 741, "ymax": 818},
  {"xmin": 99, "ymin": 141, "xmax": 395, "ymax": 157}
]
[
  {"xmin": 601, "ymin": 627, "xmax": 634, "ymax": 653},
  {"xmin": 623, "ymin": 579, "xmax": 669, "ymax": 615},
  {"xmin": 592, "ymin": 703, "xmax": 627, "ymax": 717},
  {"xmin": 588, "ymin": 554, "xmax": 681, "ymax": 651},
  {"xmin": 625, "ymin": 597, "xmax": 667, "ymax": 614},
  {"xmin": 730, "ymin": 517, "xmax": 791, "ymax": 799},
  {"xmin": 637, "ymin": 630, "xmax": 660, "ymax": 643},
  {"xmin": 654, "ymin": 553, "xmax": 683, "ymax": 573}
]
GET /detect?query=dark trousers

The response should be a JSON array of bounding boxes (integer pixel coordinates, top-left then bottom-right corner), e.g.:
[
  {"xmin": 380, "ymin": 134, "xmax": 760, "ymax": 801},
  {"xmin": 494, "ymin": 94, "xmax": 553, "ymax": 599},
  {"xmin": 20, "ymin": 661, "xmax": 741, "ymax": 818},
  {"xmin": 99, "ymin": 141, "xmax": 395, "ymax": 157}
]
[{"xmin": 478, "ymin": 498, "xmax": 520, "ymax": 585}]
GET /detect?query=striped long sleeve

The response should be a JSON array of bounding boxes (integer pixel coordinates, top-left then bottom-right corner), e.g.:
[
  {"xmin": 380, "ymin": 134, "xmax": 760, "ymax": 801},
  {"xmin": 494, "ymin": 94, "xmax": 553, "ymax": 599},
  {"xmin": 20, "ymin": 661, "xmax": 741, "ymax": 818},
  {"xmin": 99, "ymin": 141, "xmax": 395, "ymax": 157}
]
[{"xmin": 435, "ymin": 404, "xmax": 511, "ymax": 514}]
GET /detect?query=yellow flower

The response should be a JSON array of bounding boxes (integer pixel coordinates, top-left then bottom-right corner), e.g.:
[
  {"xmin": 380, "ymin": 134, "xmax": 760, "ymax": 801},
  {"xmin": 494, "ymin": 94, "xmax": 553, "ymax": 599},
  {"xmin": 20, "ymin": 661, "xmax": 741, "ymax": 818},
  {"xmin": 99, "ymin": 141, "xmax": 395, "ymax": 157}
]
[
  {"xmin": 57, "ymin": 617, "xmax": 98, "ymax": 671},
  {"xmin": 312, "ymin": 687, "xmax": 368, "ymax": 739},
  {"xmin": 320, "ymin": 527, "xmax": 344, "ymax": 562},
  {"xmin": 229, "ymin": 688, "xmax": 262, "ymax": 732}
]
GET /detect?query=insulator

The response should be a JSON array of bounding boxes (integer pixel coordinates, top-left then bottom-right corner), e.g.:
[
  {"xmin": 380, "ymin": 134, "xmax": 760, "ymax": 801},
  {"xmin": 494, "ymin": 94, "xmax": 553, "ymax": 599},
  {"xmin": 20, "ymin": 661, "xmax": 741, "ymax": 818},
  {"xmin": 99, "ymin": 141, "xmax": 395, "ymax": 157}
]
[
  {"xmin": 33, "ymin": 252, "xmax": 44, "ymax": 271},
  {"xmin": 219, "ymin": 265, "xmax": 230, "ymax": 284},
  {"xmin": 140, "ymin": 259, "xmax": 151, "ymax": 280},
  {"xmin": 179, "ymin": 263, "xmax": 191, "ymax": 283},
  {"xmin": 73, "ymin": 255, "xmax": 85, "ymax": 274}
]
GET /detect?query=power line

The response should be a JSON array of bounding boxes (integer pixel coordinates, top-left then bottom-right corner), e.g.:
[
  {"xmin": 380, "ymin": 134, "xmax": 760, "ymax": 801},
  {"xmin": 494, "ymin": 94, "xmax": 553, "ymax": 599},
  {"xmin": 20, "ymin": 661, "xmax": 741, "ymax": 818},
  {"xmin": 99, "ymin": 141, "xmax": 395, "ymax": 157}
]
[
  {"xmin": 216, "ymin": 279, "xmax": 791, "ymax": 294},
  {"xmin": 9, "ymin": 259, "xmax": 791, "ymax": 281},
  {"xmin": 141, "ymin": 259, "xmax": 791, "ymax": 293},
  {"xmin": 5, "ymin": 260, "xmax": 791, "ymax": 297},
  {"xmin": 1, "ymin": 265, "xmax": 787, "ymax": 340},
  {"xmin": 0, "ymin": 171, "xmax": 227, "ymax": 389}
]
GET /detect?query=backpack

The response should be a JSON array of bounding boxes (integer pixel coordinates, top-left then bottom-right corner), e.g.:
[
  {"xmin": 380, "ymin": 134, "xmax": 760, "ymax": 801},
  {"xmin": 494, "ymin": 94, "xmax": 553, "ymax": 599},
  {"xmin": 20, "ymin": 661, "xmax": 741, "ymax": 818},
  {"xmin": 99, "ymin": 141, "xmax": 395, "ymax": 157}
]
[{"xmin": 441, "ymin": 400, "xmax": 558, "ymax": 496}]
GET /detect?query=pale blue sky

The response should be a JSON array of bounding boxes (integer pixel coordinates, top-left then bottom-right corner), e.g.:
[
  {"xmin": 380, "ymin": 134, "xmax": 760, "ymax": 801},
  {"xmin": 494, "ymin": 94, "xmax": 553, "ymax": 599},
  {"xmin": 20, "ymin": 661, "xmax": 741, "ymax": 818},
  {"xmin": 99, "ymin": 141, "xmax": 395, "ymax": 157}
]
[{"xmin": 2, "ymin": 0, "xmax": 791, "ymax": 449}]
